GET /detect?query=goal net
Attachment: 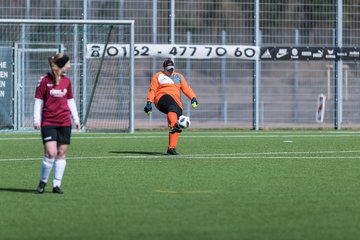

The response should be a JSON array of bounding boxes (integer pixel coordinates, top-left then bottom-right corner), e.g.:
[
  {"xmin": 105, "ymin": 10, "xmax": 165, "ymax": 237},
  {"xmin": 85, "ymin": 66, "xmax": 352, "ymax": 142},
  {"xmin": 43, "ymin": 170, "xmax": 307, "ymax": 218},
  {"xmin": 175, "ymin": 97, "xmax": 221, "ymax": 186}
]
[{"xmin": 0, "ymin": 19, "xmax": 134, "ymax": 132}]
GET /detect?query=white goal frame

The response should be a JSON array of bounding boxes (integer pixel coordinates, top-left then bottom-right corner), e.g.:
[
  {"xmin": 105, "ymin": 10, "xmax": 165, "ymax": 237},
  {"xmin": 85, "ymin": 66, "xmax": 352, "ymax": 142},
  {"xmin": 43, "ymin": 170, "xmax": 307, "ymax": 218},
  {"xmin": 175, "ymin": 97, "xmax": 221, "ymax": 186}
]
[{"xmin": 0, "ymin": 19, "xmax": 135, "ymax": 133}]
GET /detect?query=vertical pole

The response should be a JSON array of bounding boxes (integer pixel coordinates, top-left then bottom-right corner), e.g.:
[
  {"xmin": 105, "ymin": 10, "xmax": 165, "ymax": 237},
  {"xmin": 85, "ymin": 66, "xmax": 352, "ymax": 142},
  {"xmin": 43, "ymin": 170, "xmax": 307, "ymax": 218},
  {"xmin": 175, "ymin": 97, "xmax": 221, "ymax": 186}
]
[
  {"xmin": 129, "ymin": 22, "xmax": 135, "ymax": 133},
  {"xmin": 294, "ymin": 29, "xmax": 299, "ymax": 123},
  {"xmin": 253, "ymin": 0, "xmax": 260, "ymax": 130},
  {"xmin": 21, "ymin": 0, "xmax": 30, "ymax": 46},
  {"xmin": 152, "ymin": 0, "xmax": 158, "ymax": 55},
  {"xmin": 221, "ymin": 30, "xmax": 227, "ymax": 125},
  {"xmin": 331, "ymin": 29, "xmax": 336, "ymax": 116},
  {"xmin": 186, "ymin": 31, "xmax": 191, "ymax": 116},
  {"xmin": 81, "ymin": 0, "xmax": 88, "ymax": 127},
  {"xmin": 13, "ymin": 43, "xmax": 19, "ymax": 130},
  {"xmin": 20, "ymin": 47, "xmax": 25, "ymax": 129},
  {"xmin": 169, "ymin": 0, "xmax": 175, "ymax": 44},
  {"xmin": 152, "ymin": 0, "xmax": 158, "ymax": 44},
  {"xmin": 335, "ymin": 0, "xmax": 343, "ymax": 129},
  {"xmin": 17, "ymin": 0, "xmax": 30, "ymax": 130},
  {"xmin": 73, "ymin": 25, "xmax": 78, "ymax": 100},
  {"xmin": 22, "ymin": 0, "xmax": 30, "ymax": 43},
  {"xmin": 56, "ymin": 0, "xmax": 61, "ymax": 44},
  {"xmin": 118, "ymin": 0, "xmax": 127, "ymax": 129},
  {"xmin": 150, "ymin": 0, "xmax": 158, "ymax": 124},
  {"xmin": 344, "ymin": 65, "xmax": 349, "ymax": 100},
  {"xmin": 119, "ymin": 0, "xmax": 124, "ymax": 35}
]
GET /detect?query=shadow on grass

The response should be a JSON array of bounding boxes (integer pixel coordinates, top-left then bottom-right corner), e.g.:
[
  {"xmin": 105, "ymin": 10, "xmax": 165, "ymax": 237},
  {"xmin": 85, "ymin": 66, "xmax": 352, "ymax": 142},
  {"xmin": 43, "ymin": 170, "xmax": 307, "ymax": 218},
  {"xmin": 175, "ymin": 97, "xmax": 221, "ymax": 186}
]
[
  {"xmin": 109, "ymin": 151, "xmax": 165, "ymax": 155},
  {"xmin": 0, "ymin": 187, "xmax": 36, "ymax": 194}
]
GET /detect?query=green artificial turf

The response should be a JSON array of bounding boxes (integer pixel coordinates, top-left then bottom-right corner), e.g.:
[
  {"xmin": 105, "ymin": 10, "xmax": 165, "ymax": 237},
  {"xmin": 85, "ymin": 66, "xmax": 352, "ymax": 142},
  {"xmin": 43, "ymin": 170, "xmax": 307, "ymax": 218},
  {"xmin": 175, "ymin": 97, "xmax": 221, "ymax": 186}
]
[{"xmin": 0, "ymin": 130, "xmax": 360, "ymax": 240}]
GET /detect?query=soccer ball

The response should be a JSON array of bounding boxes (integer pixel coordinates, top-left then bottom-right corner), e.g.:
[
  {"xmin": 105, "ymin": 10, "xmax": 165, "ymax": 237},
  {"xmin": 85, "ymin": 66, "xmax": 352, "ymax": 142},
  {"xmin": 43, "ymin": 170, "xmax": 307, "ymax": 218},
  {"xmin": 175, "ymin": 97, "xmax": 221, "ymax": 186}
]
[{"xmin": 178, "ymin": 115, "xmax": 191, "ymax": 128}]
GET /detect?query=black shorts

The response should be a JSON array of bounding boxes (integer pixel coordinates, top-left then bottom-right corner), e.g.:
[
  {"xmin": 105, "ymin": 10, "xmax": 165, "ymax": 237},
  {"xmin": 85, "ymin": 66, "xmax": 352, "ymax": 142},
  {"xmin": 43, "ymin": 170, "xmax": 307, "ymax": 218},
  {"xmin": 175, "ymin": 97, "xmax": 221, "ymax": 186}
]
[
  {"xmin": 41, "ymin": 126, "xmax": 72, "ymax": 144},
  {"xmin": 157, "ymin": 94, "xmax": 183, "ymax": 118}
]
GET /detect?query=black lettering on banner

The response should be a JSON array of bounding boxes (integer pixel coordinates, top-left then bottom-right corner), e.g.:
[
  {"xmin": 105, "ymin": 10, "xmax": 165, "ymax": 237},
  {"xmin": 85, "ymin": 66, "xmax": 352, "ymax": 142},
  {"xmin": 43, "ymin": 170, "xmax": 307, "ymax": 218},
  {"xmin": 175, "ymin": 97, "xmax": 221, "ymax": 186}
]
[
  {"xmin": 234, "ymin": 48, "xmax": 243, "ymax": 57},
  {"xmin": 134, "ymin": 46, "xmax": 140, "ymax": 56},
  {"xmin": 87, "ymin": 44, "xmax": 261, "ymax": 59},
  {"xmin": 140, "ymin": 46, "xmax": 150, "ymax": 56},
  {"xmin": 169, "ymin": 46, "xmax": 177, "ymax": 56},
  {"xmin": 179, "ymin": 46, "xmax": 186, "ymax": 56},
  {"xmin": 121, "ymin": 46, "xmax": 127, "ymax": 57},
  {"xmin": 215, "ymin": 47, "xmax": 227, "ymax": 56},
  {"xmin": 107, "ymin": 46, "xmax": 119, "ymax": 57},
  {"xmin": 189, "ymin": 47, "xmax": 196, "ymax": 56},
  {"xmin": 244, "ymin": 48, "xmax": 256, "ymax": 58},
  {"xmin": 205, "ymin": 47, "xmax": 212, "ymax": 56}
]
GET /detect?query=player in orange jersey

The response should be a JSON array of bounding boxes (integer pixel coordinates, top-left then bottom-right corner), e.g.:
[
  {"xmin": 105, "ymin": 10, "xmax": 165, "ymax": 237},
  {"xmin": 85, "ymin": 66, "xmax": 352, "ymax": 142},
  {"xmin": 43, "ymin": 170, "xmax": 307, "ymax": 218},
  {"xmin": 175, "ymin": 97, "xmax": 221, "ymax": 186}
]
[{"xmin": 144, "ymin": 58, "xmax": 198, "ymax": 155}]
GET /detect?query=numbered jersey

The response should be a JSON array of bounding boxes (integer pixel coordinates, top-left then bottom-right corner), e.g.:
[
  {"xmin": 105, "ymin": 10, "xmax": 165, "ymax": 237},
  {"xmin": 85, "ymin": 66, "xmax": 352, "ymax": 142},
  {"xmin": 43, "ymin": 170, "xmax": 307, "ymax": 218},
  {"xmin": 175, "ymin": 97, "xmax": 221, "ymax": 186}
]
[
  {"xmin": 146, "ymin": 71, "xmax": 196, "ymax": 109},
  {"xmin": 35, "ymin": 73, "xmax": 74, "ymax": 127}
]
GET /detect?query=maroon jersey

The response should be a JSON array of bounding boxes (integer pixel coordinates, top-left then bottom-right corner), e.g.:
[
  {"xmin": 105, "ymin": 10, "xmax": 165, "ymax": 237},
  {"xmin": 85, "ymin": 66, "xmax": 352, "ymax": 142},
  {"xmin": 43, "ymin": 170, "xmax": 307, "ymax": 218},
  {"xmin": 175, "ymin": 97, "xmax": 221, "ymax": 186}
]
[{"xmin": 35, "ymin": 73, "xmax": 74, "ymax": 127}]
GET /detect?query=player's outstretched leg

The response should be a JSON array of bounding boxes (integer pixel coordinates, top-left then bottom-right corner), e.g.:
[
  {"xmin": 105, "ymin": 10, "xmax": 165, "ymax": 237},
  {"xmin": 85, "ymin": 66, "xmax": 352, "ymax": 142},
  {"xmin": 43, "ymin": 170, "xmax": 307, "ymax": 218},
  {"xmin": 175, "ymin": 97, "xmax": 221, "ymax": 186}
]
[{"xmin": 168, "ymin": 112, "xmax": 182, "ymax": 134}]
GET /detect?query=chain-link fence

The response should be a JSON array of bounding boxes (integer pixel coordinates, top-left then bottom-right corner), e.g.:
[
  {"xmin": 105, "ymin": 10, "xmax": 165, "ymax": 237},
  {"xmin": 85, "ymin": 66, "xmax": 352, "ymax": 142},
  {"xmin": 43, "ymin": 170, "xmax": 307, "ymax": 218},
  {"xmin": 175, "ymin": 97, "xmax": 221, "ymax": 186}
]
[
  {"xmin": 0, "ymin": 0, "xmax": 359, "ymax": 131},
  {"xmin": 0, "ymin": 19, "xmax": 134, "ymax": 132}
]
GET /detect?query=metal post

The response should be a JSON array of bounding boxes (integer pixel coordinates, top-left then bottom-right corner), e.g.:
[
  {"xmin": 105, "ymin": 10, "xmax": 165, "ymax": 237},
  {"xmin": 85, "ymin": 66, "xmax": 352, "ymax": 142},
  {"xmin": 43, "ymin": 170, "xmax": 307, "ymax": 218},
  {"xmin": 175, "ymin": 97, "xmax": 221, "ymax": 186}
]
[
  {"xmin": 129, "ymin": 22, "xmax": 135, "ymax": 133},
  {"xmin": 150, "ymin": 0, "xmax": 158, "ymax": 124},
  {"xmin": 153, "ymin": 0, "xmax": 158, "ymax": 45},
  {"xmin": 118, "ymin": 0, "xmax": 126, "ymax": 129},
  {"xmin": 13, "ymin": 43, "xmax": 19, "ymax": 130},
  {"xmin": 56, "ymin": 0, "xmax": 61, "ymax": 44},
  {"xmin": 186, "ymin": 31, "xmax": 191, "ymax": 116},
  {"xmin": 81, "ymin": 0, "xmax": 88, "ymax": 126},
  {"xmin": 73, "ymin": 25, "xmax": 78, "ymax": 100},
  {"xmin": 17, "ymin": 0, "xmax": 30, "ymax": 130},
  {"xmin": 253, "ymin": 0, "xmax": 260, "ymax": 130},
  {"xmin": 335, "ymin": 0, "xmax": 343, "ymax": 129},
  {"xmin": 294, "ymin": 29, "xmax": 299, "ymax": 123},
  {"xmin": 22, "ymin": 0, "xmax": 30, "ymax": 41},
  {"xmin": 169, "ymin": 0, "xmax": 175, "ymax": 44},
  {"xmin": 221, "ymin": 30, "xmax": 227, "ymax": 125},
  {"xmin": 119, "ymin": 0, "xmax": 124, "ymax": 35}
]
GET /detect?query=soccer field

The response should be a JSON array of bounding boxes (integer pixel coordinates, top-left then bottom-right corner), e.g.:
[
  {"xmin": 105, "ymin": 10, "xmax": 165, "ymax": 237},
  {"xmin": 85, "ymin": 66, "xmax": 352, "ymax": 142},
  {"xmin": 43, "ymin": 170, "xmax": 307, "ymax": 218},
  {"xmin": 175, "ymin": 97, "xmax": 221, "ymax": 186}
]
[{"xmin": 1, "ymin": 130, "xmax": 360, "ymax": 240}]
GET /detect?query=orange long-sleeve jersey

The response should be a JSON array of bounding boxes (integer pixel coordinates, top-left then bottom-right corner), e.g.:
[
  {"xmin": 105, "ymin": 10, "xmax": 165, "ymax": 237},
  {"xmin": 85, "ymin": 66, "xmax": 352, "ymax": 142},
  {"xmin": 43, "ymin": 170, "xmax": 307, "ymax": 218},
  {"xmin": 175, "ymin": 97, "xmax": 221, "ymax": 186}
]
[{"xmin": 146, "ymin": 71, "xmax": 196, "ymax": 109}]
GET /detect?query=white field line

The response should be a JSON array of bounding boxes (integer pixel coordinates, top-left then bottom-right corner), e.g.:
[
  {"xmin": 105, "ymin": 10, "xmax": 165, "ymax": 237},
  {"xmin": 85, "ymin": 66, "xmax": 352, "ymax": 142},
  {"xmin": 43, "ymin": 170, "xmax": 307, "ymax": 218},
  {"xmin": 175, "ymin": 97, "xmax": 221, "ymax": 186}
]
[
  {"xmin": 2, "ymin": 150, "xmax": 360, "ymax": 162},
  {"xmin": 1, "ymin": 133, "xmax": 360, "ymax": 141},
  {"xmin": 2, "ymin": 130, "xmax": 360, "ymax": 135}
]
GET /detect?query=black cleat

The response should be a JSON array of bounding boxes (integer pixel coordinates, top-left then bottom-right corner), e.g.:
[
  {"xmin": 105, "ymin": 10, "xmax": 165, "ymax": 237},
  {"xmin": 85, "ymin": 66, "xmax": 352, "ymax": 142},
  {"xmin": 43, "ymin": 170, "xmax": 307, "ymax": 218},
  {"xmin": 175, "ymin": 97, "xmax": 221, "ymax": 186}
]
[
  {"xmin": 166, "ymin": 148, "xmax": 179, "ymax": 155},
  {"xmin": 36, "ymin": 181, "xmax": 46, "ymax": 194},
  {"xmin": 169, "ymin": 123, "xmax": 182, "ymax": 134},
  {"xmin": 52, "ymin": 186, "xmax": 64, "ymax": 194}
]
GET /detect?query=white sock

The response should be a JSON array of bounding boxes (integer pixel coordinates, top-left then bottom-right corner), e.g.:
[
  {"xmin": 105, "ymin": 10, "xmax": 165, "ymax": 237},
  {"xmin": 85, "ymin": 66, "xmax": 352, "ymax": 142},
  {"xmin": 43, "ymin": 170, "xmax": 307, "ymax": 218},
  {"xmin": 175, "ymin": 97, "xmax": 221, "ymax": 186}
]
[
  {"xmin": 53, "ymin": 159, "xmax": 66, "ymax": 188},
  {"xmin": 40, "ymin": 157, "xmax": 55, "ymax": 183}
]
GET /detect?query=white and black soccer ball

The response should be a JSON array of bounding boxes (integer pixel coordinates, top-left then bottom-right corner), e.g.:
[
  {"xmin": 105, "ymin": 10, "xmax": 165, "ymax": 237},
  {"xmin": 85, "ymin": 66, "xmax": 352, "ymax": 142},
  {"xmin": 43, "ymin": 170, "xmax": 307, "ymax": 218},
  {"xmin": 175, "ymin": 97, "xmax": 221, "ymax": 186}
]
[{"xmin": 178, "ymin": 115, "xmax": 191, "ymax": 128}]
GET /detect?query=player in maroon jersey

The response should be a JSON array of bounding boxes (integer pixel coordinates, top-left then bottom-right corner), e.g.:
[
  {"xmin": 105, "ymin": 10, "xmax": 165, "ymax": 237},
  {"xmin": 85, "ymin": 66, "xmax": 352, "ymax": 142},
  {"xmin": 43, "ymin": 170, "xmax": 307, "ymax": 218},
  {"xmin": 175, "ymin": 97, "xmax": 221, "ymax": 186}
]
[{"xmin": 34, "ymin": 53, "xmax": 80, "ymax": 194}]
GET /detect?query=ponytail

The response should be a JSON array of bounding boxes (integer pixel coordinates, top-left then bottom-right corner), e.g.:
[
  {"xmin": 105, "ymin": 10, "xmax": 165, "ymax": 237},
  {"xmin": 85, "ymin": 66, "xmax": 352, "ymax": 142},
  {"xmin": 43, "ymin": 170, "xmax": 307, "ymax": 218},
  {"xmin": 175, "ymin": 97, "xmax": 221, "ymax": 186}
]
[
  {"xmin": 48, "ymin": 56, "xmax": 61, "ymax": 85},
  {"xmin": 48, "ymin": 53, "xmax": 70, "ymax": 85}
]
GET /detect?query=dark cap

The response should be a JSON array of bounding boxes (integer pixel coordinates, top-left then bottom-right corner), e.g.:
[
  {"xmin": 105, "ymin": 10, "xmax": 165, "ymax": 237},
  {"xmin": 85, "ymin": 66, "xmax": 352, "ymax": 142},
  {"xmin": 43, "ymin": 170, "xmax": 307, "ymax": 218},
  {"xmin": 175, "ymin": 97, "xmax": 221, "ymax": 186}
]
[
  {"xmin": 163, "ymin": 58, "xmax": 175, "ymax": 70},
  {"xmin": 54, "ymin": 54, "xmax": 70, "ymax": 68}
]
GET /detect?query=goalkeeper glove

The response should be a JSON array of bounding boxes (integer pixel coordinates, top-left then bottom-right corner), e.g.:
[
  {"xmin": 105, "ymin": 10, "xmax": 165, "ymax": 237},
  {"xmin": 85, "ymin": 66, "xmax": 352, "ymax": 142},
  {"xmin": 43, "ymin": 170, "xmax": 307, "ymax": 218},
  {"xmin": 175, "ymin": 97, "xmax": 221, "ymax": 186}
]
[
  {"xmin": 144, "ymin": 101, "xmax": 152, "ymax": 115},
  {"xmin": 191, "ymin": 98, "xmax": 198, "ymax": 109}
]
